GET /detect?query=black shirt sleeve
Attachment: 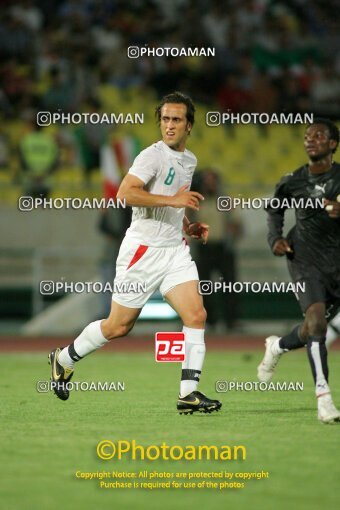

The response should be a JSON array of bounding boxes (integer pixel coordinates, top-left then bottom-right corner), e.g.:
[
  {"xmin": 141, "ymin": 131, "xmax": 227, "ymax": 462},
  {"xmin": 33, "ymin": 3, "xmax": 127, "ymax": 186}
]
[{"xmin": 266, "ymin": 174, "xmax": 291, "ymax": 250}]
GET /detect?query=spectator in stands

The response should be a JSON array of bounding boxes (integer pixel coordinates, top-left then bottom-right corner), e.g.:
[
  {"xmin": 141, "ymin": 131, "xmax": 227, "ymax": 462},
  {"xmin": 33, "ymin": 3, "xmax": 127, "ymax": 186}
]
[
  {"xmin": 42, "ymin": 67, "xmax": 76, "ymax": 113},
  {"xmin": 277, "ymin": 69, "xmax": 308, "ymax": 114},
  {"xmin": 217, "ymin": 73, "xmax": 252, "ymax": 116},
  {"xmin": 73, "ymin": 97, "xmax": 108, "ymax": 181},
  {"xmin": 249, "ymin": 74, "xmax": 279, "ymax": 115},
  {"xmin": 310, "ymin": 62, "xmax": 340, "ymax": 116},
  {"xmin": 19, "ymin": 114, "xmax": 59, "ymax": 198},
  {"xmin": 202, "ymin": 1, "xmax": 231, "ymax": 50}
]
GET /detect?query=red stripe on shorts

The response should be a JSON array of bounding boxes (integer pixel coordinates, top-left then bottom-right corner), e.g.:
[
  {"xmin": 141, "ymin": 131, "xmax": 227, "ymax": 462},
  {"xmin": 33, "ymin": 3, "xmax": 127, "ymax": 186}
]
[{"xmin": 127, "ymin": 245, "xmax": 149, "ymax": 269}]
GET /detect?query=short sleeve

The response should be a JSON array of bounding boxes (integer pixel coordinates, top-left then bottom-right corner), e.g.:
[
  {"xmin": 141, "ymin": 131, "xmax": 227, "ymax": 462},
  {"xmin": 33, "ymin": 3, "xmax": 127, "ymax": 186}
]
[
  {"xmin": 128, "ymin": 147, "xmax": 159, "ymax": 185},
  {"xmin": 265, "ymin": 173, "xmax": 292, "ymax": 212}
]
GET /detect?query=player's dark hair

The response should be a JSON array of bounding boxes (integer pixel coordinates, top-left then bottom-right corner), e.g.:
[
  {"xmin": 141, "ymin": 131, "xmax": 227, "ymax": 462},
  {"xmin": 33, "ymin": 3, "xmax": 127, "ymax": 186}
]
[
  {"xmin": 308, "ymin": 117, "xmax": 339, "ymax": 153},
  {"xmin": 155, "ymin": 91, "xmax": 195, "ymax": 126}
]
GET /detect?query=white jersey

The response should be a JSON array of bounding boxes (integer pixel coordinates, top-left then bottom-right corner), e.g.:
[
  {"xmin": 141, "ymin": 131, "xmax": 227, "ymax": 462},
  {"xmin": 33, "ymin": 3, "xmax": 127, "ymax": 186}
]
[{"xmin": 125, "ymin": 140, "xmax": 197, "ymax": 247}]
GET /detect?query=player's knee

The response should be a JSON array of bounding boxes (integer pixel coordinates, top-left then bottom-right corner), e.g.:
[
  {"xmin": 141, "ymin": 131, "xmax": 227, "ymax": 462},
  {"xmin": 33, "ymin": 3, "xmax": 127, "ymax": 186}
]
[
  {"xmin": 186, "ymin": 307, "xmax": 207, "ymax": 328},
  {"xmin": 305, "ymin": 314, "xmax": 327, "ymax": 337}
]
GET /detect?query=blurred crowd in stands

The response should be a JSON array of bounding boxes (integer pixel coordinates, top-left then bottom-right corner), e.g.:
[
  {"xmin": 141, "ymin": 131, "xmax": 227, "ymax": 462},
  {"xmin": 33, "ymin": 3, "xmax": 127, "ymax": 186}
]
[
  {"xmin": 0, "ymin": 0, "xmax": 339, "ymax": 199},
  {"xmin": 0, "ymin": 0, "xmax": 339, "ymax": 121}
]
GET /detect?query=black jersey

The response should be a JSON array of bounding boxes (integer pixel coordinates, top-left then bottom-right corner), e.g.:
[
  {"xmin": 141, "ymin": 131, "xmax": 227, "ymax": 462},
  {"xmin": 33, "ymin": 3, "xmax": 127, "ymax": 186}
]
[{"xmin": 267, "ymin": 162, "xmax": 340, "ymax": 276}]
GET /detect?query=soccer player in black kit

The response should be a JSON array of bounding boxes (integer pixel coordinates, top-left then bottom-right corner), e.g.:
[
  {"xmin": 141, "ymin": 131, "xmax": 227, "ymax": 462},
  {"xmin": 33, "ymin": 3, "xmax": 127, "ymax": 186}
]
[{"xmin": 257, "ymin": 118, "xmax": 340, "ymax": 423}]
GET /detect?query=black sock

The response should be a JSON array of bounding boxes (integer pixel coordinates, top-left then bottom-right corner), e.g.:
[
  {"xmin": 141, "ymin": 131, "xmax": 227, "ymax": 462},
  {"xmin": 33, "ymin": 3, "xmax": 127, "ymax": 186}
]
[
  {"xmin": 68, "ymin": 343, "xmax": 82, "ymax": 362},
  {"xmin": 306, "ymin": 336, "xmax": 328, "ymax": 388},
  {"xmin": 279, "ymin": 324, "xmax": 305, "ymax": 351}
]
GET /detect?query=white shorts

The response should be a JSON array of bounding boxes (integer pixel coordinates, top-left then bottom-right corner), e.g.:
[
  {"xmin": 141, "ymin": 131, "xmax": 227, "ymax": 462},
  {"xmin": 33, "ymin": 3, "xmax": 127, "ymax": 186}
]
[{"xmin": 112, "ymin": 237, "xmax": 199, "ymax": 308}]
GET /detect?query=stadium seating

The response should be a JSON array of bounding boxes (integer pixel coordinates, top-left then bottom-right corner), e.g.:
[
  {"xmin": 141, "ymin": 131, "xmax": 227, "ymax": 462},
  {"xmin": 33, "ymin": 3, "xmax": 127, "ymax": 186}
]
[{"xmin": 1, "ymin": 91, "xmax": 309, "ymax": 205}]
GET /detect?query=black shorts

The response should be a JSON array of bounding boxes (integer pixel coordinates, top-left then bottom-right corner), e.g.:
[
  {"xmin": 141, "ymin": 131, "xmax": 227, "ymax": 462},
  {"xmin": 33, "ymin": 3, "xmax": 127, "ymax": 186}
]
[{"xmin": 287, "ymin": 257, "xmax": 340, "ymax": 321}]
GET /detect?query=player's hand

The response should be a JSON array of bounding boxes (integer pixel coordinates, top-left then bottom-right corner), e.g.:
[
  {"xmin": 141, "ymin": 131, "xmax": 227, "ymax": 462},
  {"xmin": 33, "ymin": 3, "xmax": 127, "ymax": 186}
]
[
  {"xmin": 170, "ymin": 185, "xmax": 204, "ymax": 211},
  {"xmin": 324, "ymin": 198, "xmax": 340, "ymax": 218},
  {"xmin": 185, "ymin": 222, "xmax": 209, "ymax": 244},
  {"xmin": 272, "ymin": 238, "xmax": 293, "ymax": 256}
]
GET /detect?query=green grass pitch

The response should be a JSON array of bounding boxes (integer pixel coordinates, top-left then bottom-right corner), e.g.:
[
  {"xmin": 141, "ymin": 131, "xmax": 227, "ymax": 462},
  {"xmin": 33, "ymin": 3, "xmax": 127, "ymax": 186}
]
[{"xmin": 1, "ymin": 348, "xmax": 339, "ymax": 510}]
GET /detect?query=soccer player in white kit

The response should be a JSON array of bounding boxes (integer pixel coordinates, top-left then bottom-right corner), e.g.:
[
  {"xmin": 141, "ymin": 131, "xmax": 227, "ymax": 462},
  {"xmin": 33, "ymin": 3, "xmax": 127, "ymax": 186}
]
[{"xmin": 49, "ymin": 91, "xmax": 222, "ymax": 415}]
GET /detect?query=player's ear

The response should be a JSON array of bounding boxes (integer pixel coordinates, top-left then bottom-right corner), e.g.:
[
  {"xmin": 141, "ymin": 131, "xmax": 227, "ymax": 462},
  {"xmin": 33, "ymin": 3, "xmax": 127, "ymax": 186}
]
[
  {"xmin": 186, "ymin": 122, "xmax": 192, "ymax": 134},
  {"xmin": 330, "ymin": 139, "xmax": 337, "ymax": 151}
]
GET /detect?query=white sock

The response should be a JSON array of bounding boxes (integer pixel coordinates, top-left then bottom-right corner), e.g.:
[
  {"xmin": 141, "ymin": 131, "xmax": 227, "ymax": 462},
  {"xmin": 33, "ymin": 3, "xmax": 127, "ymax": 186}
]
[
  {"xmin": 58, "ymin": 320, "xmax": 108, "ymax": 369},
  {"xmin": 310, "ymin": 341, "xmax": 330, "ymax": 397},
  {"xmin": 273, "ymin": 337, "xmax": 284, "ymax": 355},
  {"xmin": 180, "ymin": 326, "xmax": 206, "ymax": 398}
]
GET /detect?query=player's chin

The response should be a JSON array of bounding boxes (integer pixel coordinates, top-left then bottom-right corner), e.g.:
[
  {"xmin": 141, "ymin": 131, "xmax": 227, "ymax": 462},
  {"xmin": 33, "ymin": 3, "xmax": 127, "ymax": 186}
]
[
  {"xmin": 165, "ymin": 139, "xmax": 178, "ymax": 148},
  {"xmin": 308, "ymin": 151, "xmax": 328, "ymax": 161}
]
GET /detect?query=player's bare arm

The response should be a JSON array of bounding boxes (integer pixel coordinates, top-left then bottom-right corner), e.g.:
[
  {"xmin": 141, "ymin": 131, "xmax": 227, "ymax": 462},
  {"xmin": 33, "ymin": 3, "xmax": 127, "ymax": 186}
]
[{"xmin": 117, "ymin": 175, "xmax": 204, "ymax": 211}]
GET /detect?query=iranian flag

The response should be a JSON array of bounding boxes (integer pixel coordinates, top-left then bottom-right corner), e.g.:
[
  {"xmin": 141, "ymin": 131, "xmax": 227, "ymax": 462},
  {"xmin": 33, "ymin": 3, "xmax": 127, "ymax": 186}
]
[
  {"xmin": 100, "ymin": 136, "xmax": 141, "ymax": 199},
  {"xmin": 100, "ymin": 142, "xmax": 120, "ymax": 199},
  {"xmin": 113, "ymin": 135, "xmax": 142, "ymax": 170}
]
